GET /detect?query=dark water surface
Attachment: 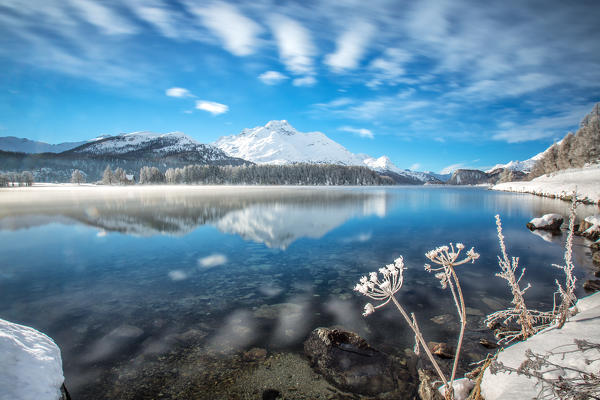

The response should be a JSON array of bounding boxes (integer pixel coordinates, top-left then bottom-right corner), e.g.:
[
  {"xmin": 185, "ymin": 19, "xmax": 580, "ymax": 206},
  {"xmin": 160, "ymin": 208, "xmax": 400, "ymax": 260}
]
[{"xmin": 0, "ymin": 186, "xmax": 598, "ymax": 398}]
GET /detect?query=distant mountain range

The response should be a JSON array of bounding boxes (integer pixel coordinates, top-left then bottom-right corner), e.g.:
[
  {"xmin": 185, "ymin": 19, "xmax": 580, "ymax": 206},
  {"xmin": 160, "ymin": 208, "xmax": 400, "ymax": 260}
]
[{"xmin": 0, "ymin": 119, "xmax": 546, "ymax": 184}]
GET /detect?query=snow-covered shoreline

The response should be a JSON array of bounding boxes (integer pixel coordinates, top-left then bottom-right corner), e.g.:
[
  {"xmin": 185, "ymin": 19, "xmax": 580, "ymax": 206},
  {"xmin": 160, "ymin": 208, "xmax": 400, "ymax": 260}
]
[
  {"xmin": 481, "ymin": 292, "xmax": 600, "ymax": 399},
  {"xmin": 0, "ymin": 319, "xmax": 65, "ymax": 400},
  {"xmin": 491, "ymin": 165, "xmax": 600, "ymax": 205}
]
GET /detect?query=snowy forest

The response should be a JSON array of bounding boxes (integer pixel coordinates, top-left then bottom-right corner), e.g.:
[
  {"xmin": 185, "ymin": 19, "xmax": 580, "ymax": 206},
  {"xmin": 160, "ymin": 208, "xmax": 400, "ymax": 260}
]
[
  {"xmin": 529, "ymin": 104, "xmax": 600, "ymax": 178},
  {"xmin": 134, "ymin": 163, "xmax": 393, "ymax": 185}
]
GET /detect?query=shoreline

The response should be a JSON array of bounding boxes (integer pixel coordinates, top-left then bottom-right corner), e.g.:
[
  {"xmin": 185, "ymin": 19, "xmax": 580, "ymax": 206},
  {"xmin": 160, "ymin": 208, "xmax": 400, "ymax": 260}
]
[{"xmin": 491, "ymin": 165, "xmax": 600, "ymax": 206}]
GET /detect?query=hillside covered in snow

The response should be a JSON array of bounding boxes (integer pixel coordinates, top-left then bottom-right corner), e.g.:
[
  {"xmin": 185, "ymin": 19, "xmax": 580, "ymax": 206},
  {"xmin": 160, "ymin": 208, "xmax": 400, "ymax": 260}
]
[{"xmin": 214, "ymin": 120, "xmax": 441, "ymax": 184}]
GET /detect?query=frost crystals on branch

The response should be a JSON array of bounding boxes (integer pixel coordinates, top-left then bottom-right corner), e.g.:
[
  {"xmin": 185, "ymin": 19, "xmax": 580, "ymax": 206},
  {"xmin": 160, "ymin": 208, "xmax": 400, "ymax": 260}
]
[
  {"xmin": 355, "ymin": 246, "xmax": 479, "ymax": 400},
  {"xmin": 552, "ymin": 194, "xmax": 579, "ymax": 328},
  {"xmin": 425, "ymin": 243, "xmax": 479, "ymax": 386}
]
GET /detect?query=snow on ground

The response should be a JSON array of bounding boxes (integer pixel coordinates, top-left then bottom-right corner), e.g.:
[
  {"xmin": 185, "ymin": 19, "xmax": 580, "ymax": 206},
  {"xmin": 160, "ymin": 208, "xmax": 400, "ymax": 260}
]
[
  {"xmin": 0, "ymin": 319, "xmax": 64, "ymax": 400},
  {"xmin": 481, "ymin": 292, "xmax": 600, "ymax": 399},
  {"xmin": 528, "ymin": 213, "xmax": 563, "ymax": 229},
  {"xmin": 492, "ymin": 164, "xmax": 600, "ymax": 204}
]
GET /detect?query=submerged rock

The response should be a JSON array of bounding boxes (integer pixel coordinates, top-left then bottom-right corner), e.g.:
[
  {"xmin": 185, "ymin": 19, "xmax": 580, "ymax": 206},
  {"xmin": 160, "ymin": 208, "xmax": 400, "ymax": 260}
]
[
  {"xmin": 526, "ymin": 214, "xmax": 563, "ymax": 231},
  {"xmin": 583, "ymin": 279, "xmax": 600, "ymax": 292},
  {"xmin": 427, "ymin": 341, "xmax": 455, "ymax": 359},
  {"xmin": 303, "ymin": 327, "xmax": 397, "ymax": 395}
]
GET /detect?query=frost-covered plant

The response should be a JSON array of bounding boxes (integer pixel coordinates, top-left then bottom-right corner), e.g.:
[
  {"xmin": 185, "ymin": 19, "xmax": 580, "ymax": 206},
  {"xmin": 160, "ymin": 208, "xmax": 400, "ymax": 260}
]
[
  {"xmin": 485, "ymin": 215, "xmax": 553, "ymax": 344},
  {"xmin": 425, "ymin": 243, "xmax": 480, "ymax": 385},
  {"xmin": 355, "ymin": 246, "xmax": 479, "ymax": 400},
  {"xmin": 552, "ymin": 195, "xmax": 579, "ymax": 328},
  {"xmin": 487, "ymin": 195, "xmax": 580, "ymax": 344},
  {"xmin": 489, "ymin": 340, "xmax": 600, "ymax": 399}
]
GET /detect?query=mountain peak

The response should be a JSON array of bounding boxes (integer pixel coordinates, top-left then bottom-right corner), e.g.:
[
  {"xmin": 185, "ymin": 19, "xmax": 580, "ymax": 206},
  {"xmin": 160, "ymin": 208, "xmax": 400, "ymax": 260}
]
[{"xmin": 263, "ymin": 120, "xmax": 295, "ymax": 135}]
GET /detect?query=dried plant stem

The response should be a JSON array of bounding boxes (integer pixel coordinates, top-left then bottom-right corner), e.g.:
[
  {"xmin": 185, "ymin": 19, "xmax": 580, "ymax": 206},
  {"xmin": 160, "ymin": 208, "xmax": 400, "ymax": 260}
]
[
  {"xmin": 389, "ymin": 295, "xmax": 451, "ymax": 396},
  {"xmin": 448, "ymin": 267, "xmax": 467, "ymax": 384},
  {"xmin": 554, "ymin": 194, "xmax": 578, "ymax": 328}
]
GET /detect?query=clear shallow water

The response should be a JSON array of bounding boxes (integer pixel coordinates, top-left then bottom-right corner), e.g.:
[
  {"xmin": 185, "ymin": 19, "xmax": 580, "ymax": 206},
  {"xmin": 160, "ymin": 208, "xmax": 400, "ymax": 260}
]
[{"xmin": 0, "ymin": 186, "xmax": 598, "ymax": 398}]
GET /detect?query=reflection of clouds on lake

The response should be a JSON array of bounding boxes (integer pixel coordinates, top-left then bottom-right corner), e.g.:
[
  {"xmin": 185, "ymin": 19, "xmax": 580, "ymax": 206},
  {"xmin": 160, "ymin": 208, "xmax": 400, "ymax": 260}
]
[
  {"xmin": 271, "ymin": 295, "xmax": 311, "ymax": 346},
  {"xmin": 207, "ymin": 310, "xmax": 257, "ymax": 354},
  {"xmin": 96, "ymin": 230, "xmax": 107, "ymax": 237},
  {"xmin": 324, "ymin": 298, "xmax": 369, "ymax": 337},
  {"xmin": 341, "ymin": 231, "xmax": 372, "ymax": 243},
  {"xmin": 258, "ymin": 283, "xmax": 283, "ymax": 297},
  {"xmin": 83, "ymin": 324, "xmax": 144, "ymax": 363},
  {"xmin": 168, "ymin": 270, "xmax": 188, "ymax": 281},
  {"xmin": 198, "ymin": 253, "xmax": 227, "ymax": 268}
]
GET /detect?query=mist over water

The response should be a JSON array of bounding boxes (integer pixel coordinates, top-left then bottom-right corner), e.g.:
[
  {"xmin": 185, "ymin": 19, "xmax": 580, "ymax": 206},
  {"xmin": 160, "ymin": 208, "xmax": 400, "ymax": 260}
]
[{"xmin": 0, "ymin": 186, "xmax": 597, "ymax": 398}]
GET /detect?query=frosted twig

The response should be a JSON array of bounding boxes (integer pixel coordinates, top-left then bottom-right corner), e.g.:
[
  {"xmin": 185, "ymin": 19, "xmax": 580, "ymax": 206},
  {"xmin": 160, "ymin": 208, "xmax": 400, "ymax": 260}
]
[
  {"xmin": 425, "ymin": 243, "xmax": 480, "ymax": 384},
  {"xmin": 553, "ymin": 193, "xmax": 578, "ymax": 328}
]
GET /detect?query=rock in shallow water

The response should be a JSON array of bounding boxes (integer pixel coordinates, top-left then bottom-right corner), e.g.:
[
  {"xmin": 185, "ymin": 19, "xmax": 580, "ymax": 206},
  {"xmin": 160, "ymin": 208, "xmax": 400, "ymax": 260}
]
[
  {"xmin": 526, "ymin": 214, "xmax": 563, "ymax": 232},
  {"xmin": 303, "ymin": 327, "xmax": 397, "ymax": 395}
]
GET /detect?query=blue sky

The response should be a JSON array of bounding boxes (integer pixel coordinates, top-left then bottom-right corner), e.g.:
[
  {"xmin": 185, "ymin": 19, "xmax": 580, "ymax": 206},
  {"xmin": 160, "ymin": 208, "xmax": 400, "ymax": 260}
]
[{"xmin": 1, "ymin": 0, "xmax": 599, "ymax": 173}]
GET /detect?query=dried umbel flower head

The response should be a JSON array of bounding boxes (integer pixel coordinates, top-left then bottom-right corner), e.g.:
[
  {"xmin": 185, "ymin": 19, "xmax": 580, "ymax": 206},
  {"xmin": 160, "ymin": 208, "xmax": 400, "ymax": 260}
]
[
  {"xmin": 354, "ymin": 256, "xmax": 404, "ymax": 315},
  {"xmin": 425, "ymin": 243, "xmax": 479, "ymax": 289}
]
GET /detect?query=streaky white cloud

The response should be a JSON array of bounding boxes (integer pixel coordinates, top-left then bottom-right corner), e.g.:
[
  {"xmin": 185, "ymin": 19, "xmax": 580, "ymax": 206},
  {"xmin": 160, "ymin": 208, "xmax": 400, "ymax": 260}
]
[
  {"xmin": 292, "ymin": 76, "xmax": 316, "ymax": 87},
  {"xmin": 195, "ymin": 100, "xmax": 229, "ymax": 115},
  {"xmin": 189, "ymin": 1, "xmax": 262, "ymax": 56},
  {"xmin": 126, "ymin": 0, "xmax": 181, "ymax": 38},
  {"xmin": 258, "ymin": 70, "xmax": 288, "ymax": 85},
  {"xmin": 440, "ymin": 163, "xmax": 465, "ymax": 174},
  {"xmin": 409, "ymin": 163, "xmax": 421, "ymax": 171},
  {"xmin": 325, "ymin": 21, "xmax": 374, "ymax": 72},
  {"xmin": 339, "ymin": 126, "xmax": 374, "ymax": 139},
  {"xmin": 269, "ymin": 14, "xmax": 315, "ymax": 75},
  {"xmin": 367, "ymin": 48, "xmax": 412, "ymax": 87},
  {"xmin": 198, "ymin": 253, "xmax": 228, "ymax": 267},
  {"xmin": 68, "ymin": 0, "xmax": 138, "ymax": 35},
  {"xmin": 492, "ymin": 104, "xmax": 591, "ymax": 143},
  {"xmin": 166, "ymin": 87, "xmax": 193, "ymax": 98}
]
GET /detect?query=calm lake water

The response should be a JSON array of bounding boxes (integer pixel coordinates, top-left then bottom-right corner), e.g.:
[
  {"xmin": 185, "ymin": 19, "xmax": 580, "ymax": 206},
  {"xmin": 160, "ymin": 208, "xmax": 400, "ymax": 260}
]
[{"xmin": 0, "ymin": 186, "xmax": 598, "ymax": 399}]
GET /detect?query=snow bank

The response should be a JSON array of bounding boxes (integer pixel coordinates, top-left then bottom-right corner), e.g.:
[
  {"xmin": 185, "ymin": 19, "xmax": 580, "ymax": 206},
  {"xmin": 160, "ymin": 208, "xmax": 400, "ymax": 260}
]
[
  {"xmin": 491, "ymin": 164, "xmax": 600, "ymax": 204},
  {"xmin": 0, "ymin": 319, "xmax": 64, "ymax": 400},
  {"xmin": 528, "ymin": 213, "xmax": 563, "ymax": 229},
  {"xmin": 481, "ymin": 292, "xmax": 600, "ymax": 399}
]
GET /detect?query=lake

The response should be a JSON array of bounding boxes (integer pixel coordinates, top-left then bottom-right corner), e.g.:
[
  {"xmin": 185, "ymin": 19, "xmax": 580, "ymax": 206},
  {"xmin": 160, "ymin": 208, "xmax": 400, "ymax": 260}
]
[{"xmin": 0, "ymin": 185, "xmax": 598, "ymax": 399}]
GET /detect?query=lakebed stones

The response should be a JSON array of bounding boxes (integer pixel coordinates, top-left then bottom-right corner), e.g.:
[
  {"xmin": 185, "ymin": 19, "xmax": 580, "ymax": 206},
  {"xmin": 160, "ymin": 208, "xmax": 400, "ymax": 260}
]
[
  {"xmin": 303, "ymin": 327, "xmax": 397, "ymax": 395},
  {"xmin": 526, "ymin": 214, "xmax": 563, "ymax": 232},
  {"xmin": 583, "ymin": 279, "xmax": 600, "ymax": 292},
  {"xmin": 427, "ymin": 342, "xmax": 455, "ymax": 359}
]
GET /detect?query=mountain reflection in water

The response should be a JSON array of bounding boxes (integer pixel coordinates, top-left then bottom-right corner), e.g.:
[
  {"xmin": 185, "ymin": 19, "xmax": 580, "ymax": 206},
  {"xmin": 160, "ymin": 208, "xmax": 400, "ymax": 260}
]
[
  {"xmin": 0, "ymin": 187, "xmax": 389, "ymax": 248},
  {"xmin": 0, "ymin": 186, "xmax": 598, "ymax": 399}
]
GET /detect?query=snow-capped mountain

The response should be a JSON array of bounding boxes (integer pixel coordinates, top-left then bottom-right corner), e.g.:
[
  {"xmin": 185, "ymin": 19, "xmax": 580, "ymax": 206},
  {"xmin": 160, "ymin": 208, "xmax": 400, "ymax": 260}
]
[
  {"xmin": 215, "ymin": 120, "xmax": 439, "ymax": 183},
  {"xmin": 0, "ymin": 136, "xmax": 105, "ymax": 154},
  {"xmin": 68, "ymin": 131, "xmax": 245, "ymax": 164},
  {"xmin": 215, "ymin": 120, "xmax": 367, "ymax": 166}
]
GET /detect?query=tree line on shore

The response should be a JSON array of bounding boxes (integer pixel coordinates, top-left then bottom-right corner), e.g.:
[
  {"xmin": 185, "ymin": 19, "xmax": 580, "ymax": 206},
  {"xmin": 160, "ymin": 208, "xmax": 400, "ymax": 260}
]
[
  {"xmin": 0, "ymin": 171, "xmax": 34, "ymax": 187},
  {"xmin": 95, "ymin": 163, "xmax": 394, "ymax": 186}
]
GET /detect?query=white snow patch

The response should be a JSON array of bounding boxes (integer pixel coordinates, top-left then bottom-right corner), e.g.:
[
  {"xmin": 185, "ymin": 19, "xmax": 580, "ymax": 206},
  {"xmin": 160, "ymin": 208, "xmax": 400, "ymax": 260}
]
[
  {"xmin": 492, "ymin": 164, "xmax": 600, "ymax": 204},
  {"xmin": 0, "ymin": 319, "xmax": 64, "ymax": 400},
  {"xmin": 528, "ymin": 213, "xmax": 563, "ymax": 229},
  {"xmin": 481, "ymin": 292, "xmax": 600, "ymax": 399},
  {"xmin": 438, "ymin": 378, "xmax": 475, "ymax": 400}
]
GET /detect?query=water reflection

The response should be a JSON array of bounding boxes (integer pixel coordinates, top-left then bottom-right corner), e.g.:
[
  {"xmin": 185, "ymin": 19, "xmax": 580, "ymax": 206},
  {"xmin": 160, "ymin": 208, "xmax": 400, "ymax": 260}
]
[
  {"xmin": 0, "ymin": 186, "xmax": 598, "ymax": 399},
  {"xmin": 0, "ymin": 187, "xmax": 389, "ymax": 249}
]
